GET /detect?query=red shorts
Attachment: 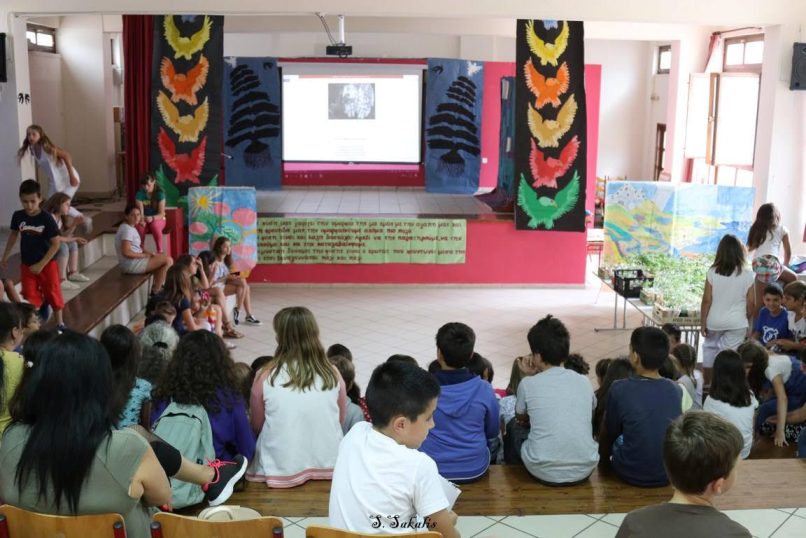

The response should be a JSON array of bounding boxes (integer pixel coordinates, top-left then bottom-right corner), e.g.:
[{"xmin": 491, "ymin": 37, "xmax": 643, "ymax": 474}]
[{"xmin": 20, "ymin": 260, "xmax": 65, "ymax": 310}]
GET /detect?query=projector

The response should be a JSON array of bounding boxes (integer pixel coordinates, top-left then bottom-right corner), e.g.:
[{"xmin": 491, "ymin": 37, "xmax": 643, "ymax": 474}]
[{"xmin": 326, "ymin": 44, "xmax": 353, "ymax": 57}]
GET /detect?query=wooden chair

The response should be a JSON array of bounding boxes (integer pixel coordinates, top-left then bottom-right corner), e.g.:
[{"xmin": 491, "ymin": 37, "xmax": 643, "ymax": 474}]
[
  {"xmin": 150, "ymin": 512, "xmax": 283, "ymax": 538},
  {"xmin": 0, "ymin": 505, "xmax": 126, "ymax": 538},
  {"xmin": 305, "ymin": 525, "xmax": 442, "ymax": 538}
]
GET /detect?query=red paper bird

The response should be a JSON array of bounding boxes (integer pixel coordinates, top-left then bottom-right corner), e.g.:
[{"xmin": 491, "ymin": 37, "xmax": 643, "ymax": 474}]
[
  {"xmin": 524, "ymin": 59, "xmax": 570, "ymax": 109},
  {"xmin": 529, "ymin": 135, "xmax": 579, "ymax": 189},
  {"xmin": 160, "ymin": 55, "xmax": 209, "ymax": 106},
  {"xmin": 158, "ymin": 128, "xmax": 207, "ymax": 184}
]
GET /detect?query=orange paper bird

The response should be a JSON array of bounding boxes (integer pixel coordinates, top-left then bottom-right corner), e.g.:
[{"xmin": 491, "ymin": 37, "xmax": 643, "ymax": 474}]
[
  {"xmin": 161, "ymin": 55, "xmax": 209, "ymax": 105},
  {"xmin": 529, "ymin": 135, "xmax": 579, "ymax": 188},
  {"xmin": 527, "ymin": 94, "xmax": 577, "ymax": 148},
  {"xmin": 158, "ymin": 128, "xmax": 207, "ymax": 184},
  {"xmin": 157, "ymin": 92, "xmax": 209, "ymax": 143},
  {"xmin": 164, "ymin": 15, "xmax": 212, "ymax": 60},
  {"xmin": 524, "ymin": 59, "xmax": 569, "ymax": 109},
  {"xmin": 525, "ymin": 20, "xmax": 569, "ymax": 67}
]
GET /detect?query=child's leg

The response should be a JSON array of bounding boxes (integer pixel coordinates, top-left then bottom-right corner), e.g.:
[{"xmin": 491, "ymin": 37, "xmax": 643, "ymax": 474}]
[
  {"xmin": 780, "ymin": 268, "xmax": 797, "ymax": 284},
  {"xmin": 148, "ymin": 218, "xmax": 167, "ymax": 254},
  {"xmin": 39, "ymin": 261, "xmax": 66, "ymax": 326},
  {"xmin": 210, "ymin": 287, "xmax": 231, "ymax": 325},
  {"xmin": 701, "ymin": 330, "xmax": 720, "ymax": 387},
  {"xmin": 20, "ymin": 265, "xmax": 45, "ymax": 308},
  {"xmin": 224, "ymin": 281, "xmax": 245, "ymax": 309},
  {"xmin": 67, "ymin": 242, "xmax": 79, "ymax": 275},
  {"xmin": 136, "ymin": 222, "xmax": 147, "ymax": 249},
  {"xmin": 56, "ymin": 242, "xmax": 69, "ymax": 280},
  {"xmin": 3, "ymin": 279, "xmax": 21, "ymax": 303},
  {"xmin": 242, "ymin": 281, "xmax": 253, "ymax": 315}
]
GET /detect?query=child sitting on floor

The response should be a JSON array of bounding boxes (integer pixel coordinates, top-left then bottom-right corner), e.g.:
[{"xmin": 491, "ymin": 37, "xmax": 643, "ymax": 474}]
[
  {"xmin": 330, "ymin": 354, "xmax": 367, "ymax": 434},
  {"xmin": 328, "ymin": 361, "xmax": 459, "ymax": 538},
  {"xmin": 672, "ymin": 343, "xmax": 703, "ymax": 409},
  {"xmin": 617, "ymin": 411, "xmax": 751, "ymax": 537},
  {"xmin": 752, "ymin": 283, "xmax": 790, "ymax": 349}
]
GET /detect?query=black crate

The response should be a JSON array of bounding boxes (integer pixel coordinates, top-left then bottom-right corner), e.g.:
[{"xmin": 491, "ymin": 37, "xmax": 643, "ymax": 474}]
[{"xmin": 612, "ymin": 269, "xmax": 654, "ymax": 298}]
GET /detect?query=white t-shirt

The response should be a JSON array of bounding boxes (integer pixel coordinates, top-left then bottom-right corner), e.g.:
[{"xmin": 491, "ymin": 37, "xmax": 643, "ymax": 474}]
[
  {"xmin": 706, "ymin": 267, "xmax": 755, "ymax": 330},
  {"xmin": 329, "ymin": 422, "xmax": 449, "ymax": 534},
  {"xmin": 788, "ymin": 312, "xmax": 806, "ymax": 342},
  {"xmin": 703, "ymin": 394, "xmax": 758, "ymax": 459},
  {"xmin": 114, "ymin": 223, "xmax": 142, "ymax": 262},
  {"xmin": 515, "ymin": 367, "xmax": 599, "ymax": 484},
  {"xmin": 753, "ymin": 224, "xmax": 789, "ymax": 260},
  {"xmin": 765, "ymin": 354, "xmax": 793, "ymax": 384}
]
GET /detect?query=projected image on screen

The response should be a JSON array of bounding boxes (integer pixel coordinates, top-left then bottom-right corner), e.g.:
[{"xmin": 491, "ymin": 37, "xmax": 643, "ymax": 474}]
[
  {"xmin": 328, "ymin": 83, "xmax": 376, "ymax": 120},
  {"xmin": 283, "ymin": 65, "xmax": 422, "ymax": 163}
]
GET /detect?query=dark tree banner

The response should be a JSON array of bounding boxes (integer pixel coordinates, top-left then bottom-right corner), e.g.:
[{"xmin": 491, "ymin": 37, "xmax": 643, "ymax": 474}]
[
  {"xmin": 515, "ymin": 20, "xmax": 587, "ymax": 231},
  {"xmin": 222, "ymin": 57, "xmax": 282, "ymax": 190},
  {"xmin": 424, "ymin": 58, "xmax": 484, "ymax": 194},
  {"xmin": 150, "ymin": 15, "xmax": 223, "ymax": 208}
]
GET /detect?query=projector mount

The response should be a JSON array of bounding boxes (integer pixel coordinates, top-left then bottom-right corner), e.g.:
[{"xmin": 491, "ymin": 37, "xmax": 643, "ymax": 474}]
[{"xmin": 317, "ymin": 13, "xmax": 353, "ymax": 58}]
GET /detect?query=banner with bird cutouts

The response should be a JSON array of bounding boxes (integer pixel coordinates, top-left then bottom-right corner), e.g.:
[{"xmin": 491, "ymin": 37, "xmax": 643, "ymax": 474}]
[
  {"xmin": 424, "ymin": 59, "xmax": 484, "ymax": 194},
  {"xmin": 151, "ymin": 15, "xmax": 223, "ymax": 210},
  {"xmin": 223, "ymin": 57, "xmax": 282, "ymax": 190},
  {"xmin": 515, "ymin": 20, "xmax": 587, "ymax": 231}
]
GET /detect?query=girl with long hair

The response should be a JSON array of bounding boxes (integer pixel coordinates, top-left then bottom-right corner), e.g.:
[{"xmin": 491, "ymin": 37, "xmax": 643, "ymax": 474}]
[
  {"xmin": 700, "ymin": 234, "xmax": 756, "ymax": 386},
  {"xmin": 134, "ymin": 173, "xmax": 167, "ymax": 254},
  {"xmin": 42, "ymin": 192, "xmax": 88, "ymax": 290},
  {"xmin": 115, "ymin": 205, "xmax": 173, "ymax": 295},
  {"xmin": 209, "ymin": 236, "xmax": 261, "ymax": 326},
  {"xmin": 704, "ymin": 350, "xmax": 757, "ymax": 458},
  {"xmin": 592, "ymin": 357, "xmax": 634, "ymax": 440},
  {"xmin": 247, "ymin": 306, "xmax": 346, "ymax": 488},
  {"xmin": 176, "ymin": 254, "xmax": 241, "ymax": 340},
  {"xmin": 671, "ymin": 343, "xmax": 703, "ymax": 408},
  {"xmin": 747, "ymin": 203, "xmax": 796, "ymax": 314}
]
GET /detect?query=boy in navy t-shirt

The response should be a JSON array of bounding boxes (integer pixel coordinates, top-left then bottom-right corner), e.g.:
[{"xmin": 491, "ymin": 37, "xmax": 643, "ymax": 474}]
[
  {"xmin": 0, "ymin": 180, "xmax": 64, "ymax": 328},
  {"xmin": 752, "ymin": 283, "xmax": 790, "ymax": 348},
  {"xmin": 604, "ymin": 326, "xmax": 683, "ymax": 487}
]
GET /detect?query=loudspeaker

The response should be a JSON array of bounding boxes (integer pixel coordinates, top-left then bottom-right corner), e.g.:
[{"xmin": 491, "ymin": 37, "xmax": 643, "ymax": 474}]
[
  {"xmin": 0, "ymin": 33, "xmax": 7, "ymax": 83},
  {"xmin": 791, "ymin": 42, "xmax": 806, "ymax": 90}
]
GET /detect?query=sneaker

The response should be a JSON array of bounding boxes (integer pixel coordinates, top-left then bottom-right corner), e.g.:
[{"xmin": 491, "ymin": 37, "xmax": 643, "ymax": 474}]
[
  {"xmin": 38, "ymin": 303, "xmax": 51, "ymax": 322},
  {"xmin": 61, "ymin": 280, "xmax": 80, "ymax": 290},
  {"xmin": 244, "ymin": 315, "xmax": 262, "ymax": 326},
  {"xmin": 203, "ymin": 456, "xmax": 248, "ymax": 507},
  {"xmin": 68, "ymin": 272, "xmax": 90, "ymax": 282},
  {"xmin": 232, "ymin": 307, "xmax": 240, "ymax": 326},
  {"xmin": 56, "ymin": 324, "xmax": 67, "ymax": 333}
]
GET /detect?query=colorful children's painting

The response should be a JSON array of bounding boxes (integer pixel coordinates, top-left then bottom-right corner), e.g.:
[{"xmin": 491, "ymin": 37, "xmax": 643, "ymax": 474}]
[{"xmin": 188, "ymin": 187, "xmax": 258, "ymax": 275}]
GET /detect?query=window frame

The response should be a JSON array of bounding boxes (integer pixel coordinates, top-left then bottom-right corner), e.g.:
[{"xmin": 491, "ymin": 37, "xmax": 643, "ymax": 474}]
[
  {"xmin": 26, "ymin": 23, "xmax": 57, "ymax": 53},
  {"xmin": 653, "ymin": 123, "xmax": 667, "ymax": 181},
  {"xmin": 656, "ymin": 44, "xmax": 672, "ymax": 75},
  {"xmin": 722, "ymin": 34, "xmax": 764, "ymax": 73}
]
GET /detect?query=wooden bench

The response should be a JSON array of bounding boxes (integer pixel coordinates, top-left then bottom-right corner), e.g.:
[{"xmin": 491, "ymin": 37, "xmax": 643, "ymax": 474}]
[{"xmin": 179, "ymin": 460, "xmax": 806, "ymax": 517}]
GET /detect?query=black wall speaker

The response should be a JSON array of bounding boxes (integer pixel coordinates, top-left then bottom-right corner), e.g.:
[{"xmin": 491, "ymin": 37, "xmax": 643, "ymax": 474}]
[
  {"xmin": 0, "ymin": 33, "xmax": 7, "ymax": 83},
  {"xmin": 791, "ymin": 42, "xmax": 806, "ymax": 90}
]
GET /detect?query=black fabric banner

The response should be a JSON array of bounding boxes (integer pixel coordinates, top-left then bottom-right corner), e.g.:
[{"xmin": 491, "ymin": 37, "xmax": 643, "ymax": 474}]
[
  {"xmin": 515, "ymin": 20, "xmax": 586, "ymax": 231},
  {"xmin": 150, "ymin": 15, "xmax": 223, "ymax": 208}
]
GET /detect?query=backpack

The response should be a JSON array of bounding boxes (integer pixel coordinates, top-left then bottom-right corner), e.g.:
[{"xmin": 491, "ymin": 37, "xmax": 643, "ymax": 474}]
[{"xmin": 152, "ymin": 401, "xmax": 215, "ymax": 508}]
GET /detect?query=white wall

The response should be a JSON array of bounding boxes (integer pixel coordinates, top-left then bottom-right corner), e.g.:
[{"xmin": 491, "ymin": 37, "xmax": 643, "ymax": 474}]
[
  {"xmin": 639, "ymin": 44, "xmax": 670, "ymax": 180},
  {"xmin": 57, "ymin": 14, "xmax": 116, "ymax": 195},
  {"xmin": 28, "ymin": 51, "xmax": 65, "ymax": 160}
]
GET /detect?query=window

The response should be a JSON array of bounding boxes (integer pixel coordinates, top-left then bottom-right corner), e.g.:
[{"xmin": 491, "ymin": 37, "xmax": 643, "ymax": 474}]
[
  {"xmin": 723, "ymin": 34, "xmax": 764, "ymax": 72},
  {"xmin": 657, "ymin": 45, "xmax": 672, "ymax": 74},
  {"xmin": 27, "ymin": 24, "xmax": 56, "ymax": 53},
  {"xmin": 654, "ymin": 124, "xmax": 667, "ymax": 181}
]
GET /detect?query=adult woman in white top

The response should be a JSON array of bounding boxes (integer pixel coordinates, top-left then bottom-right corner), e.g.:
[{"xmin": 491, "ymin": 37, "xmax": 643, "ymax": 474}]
[{"xmin": 114, "ymin": 205, "xmax": 173, "ymax": 295}]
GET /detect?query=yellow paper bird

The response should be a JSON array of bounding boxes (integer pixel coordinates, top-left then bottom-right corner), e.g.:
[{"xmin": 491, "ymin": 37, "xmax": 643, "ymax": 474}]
[
  {"xmin": 164, "ymin": 15, "xmax": 212, "ymax": 60},
  {"xmin": 157, "ymin": 92, "xmax": 209, "ymax": 143},
  {"xmin": 525, "ymin": 20, "xmax": 569, "ymax": 67},
  {"xmin": 527, "ymin": 94, "xmax": 577, "ymax": 148}
]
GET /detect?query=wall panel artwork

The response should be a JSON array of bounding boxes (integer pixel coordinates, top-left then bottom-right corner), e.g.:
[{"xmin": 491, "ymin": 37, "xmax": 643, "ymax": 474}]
[
  {"xmin": 223, "ymin": 57, "xmax": 282, "ymax": 190},
  {"xmin": 151, "ymin": 15, "xmax": 223, "ymax": 209},
  {"xmin": 603, "ymin": 181, "xmax": 755, "ymax": 265},
  {"xmin": 515, "ymin": 20, "xmax": 587, "ymax": 231},
  {"xmin": 425, "ymin": 58, "xmax": 484, "ymax": 194},
  {"xmin": 188, "ymin": 187, "xmax": 258, "ymax": 275}
]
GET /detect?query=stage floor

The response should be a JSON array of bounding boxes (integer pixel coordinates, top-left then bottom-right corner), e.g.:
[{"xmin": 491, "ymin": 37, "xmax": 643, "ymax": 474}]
[{"xmin": 257, "ymin": 187, "xmax": 496, "ymax": 217}]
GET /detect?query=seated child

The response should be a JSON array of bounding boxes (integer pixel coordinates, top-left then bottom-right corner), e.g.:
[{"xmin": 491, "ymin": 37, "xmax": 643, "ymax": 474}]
[
  {"xmin": 769, "ymin": 281, "xmax": 806, "ymax": 354},
  {"xmin": 672, "ymin": 343, "xmax": 704, "ymax": 409},
  {"xmin": 564, "ymin": 353, "xmax": 590, "ymax": 375},
  {"xmin": 330, "ymin": 355, "xmax": 367, "ymax": 434},
  {"xmin": 328, "ymin": 361, "xmax": 459, "ymax": 538},
  {"xmin": 605, "ymin": 326, "xmax": 684, "ymax": 487},
  {"xmin": 752, "ymin": 283, "xmax": 790, "ymax": 349},
  {"xmin": 661, "ymin": 323, "xmax": 682, "ymax": 347},
  {"xmin": 617, "ymin": 411, "xmax": 750, "ymax": 537},
  {"xmin": 592, "ymin": 357, "xmax": 633, "ymax": 441},
  {"xmin": 419, "ymin": 322, "xmax": 499, "ymax": 482},
  {"xmin": 595, "ymin": 358, "xmax": 612, "ymax": 388},
  {"xmin": 511, "ymin": 315, "xmax": 599, "ymax": 485}
]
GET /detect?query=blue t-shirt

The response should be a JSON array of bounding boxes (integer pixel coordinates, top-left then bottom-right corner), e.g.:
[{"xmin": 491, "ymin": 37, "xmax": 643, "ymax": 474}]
[
  {"xmin": 10, "ymin": 209, "xmax": 59, "ymax": 266},
  {"xmin": 172, "ymin": 297, "xmax": 192, "ymax": 335},
  {"xmin": 606, "ymin": 376, "xmax": 682, "ymax": 487},
  {"xmin": 754, "ymin": 307, "xmax": 790, "ymax": 345}
]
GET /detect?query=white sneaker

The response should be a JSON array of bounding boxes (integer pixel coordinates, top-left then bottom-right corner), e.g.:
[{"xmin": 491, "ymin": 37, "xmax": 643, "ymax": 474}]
[
  {"xmin": 61, "ymin": 280, "xmax": 80, "ymax": 290},
  {"xmin": 68, "ymin": 272, "xmax": 90, "ymax": 282}
]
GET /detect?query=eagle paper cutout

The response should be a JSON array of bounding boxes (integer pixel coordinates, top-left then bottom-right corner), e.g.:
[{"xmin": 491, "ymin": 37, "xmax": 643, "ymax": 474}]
[
  {"xmin": 524, "ymin": 59, "xmax": 569, "ymax": 109},
  {"xmin": 517, "ymin": 171, "xmax": 580, "ymax": 230},
  {"xmin": 527, "ymin": 95, "xmax": 577, "ymax": 148},
  {"xmin": 158, "ymin": 128, "xmax": 207, "ymax": 184},
  {"xmin": 160, "ymin": 55, "xmax": 209, "ymax": 105},
  {"xmin": 157, "ymin": 92, "xmax": 209, "ymax": 143},
  {"xmin": 525, "ymin": 20, "xmax": 569, "ymax": 67},
  {"xmin": 529, "ymin": 135, "xmax": 579, "ymax": 189},
  {"xmin": 164, "ymin": 15, "xmax": 212, "ymax": 60}
]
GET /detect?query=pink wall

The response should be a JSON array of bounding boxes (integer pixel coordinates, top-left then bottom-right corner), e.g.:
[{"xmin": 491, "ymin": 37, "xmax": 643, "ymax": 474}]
[{"xmin": 250, "ymin": 217, "xmax": 586, "ymax": 284}]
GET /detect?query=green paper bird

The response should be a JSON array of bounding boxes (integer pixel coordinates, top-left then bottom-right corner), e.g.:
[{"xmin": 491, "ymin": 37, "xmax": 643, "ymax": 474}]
[{"xmin": 517, "ymin": 170, "xmax": 580, "ymax": 229}]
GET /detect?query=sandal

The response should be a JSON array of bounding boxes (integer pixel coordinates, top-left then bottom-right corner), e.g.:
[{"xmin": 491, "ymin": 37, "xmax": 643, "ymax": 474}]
[{"xmin": 223, "ymin": 324, "xmax": 244, "ymax": 339}]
